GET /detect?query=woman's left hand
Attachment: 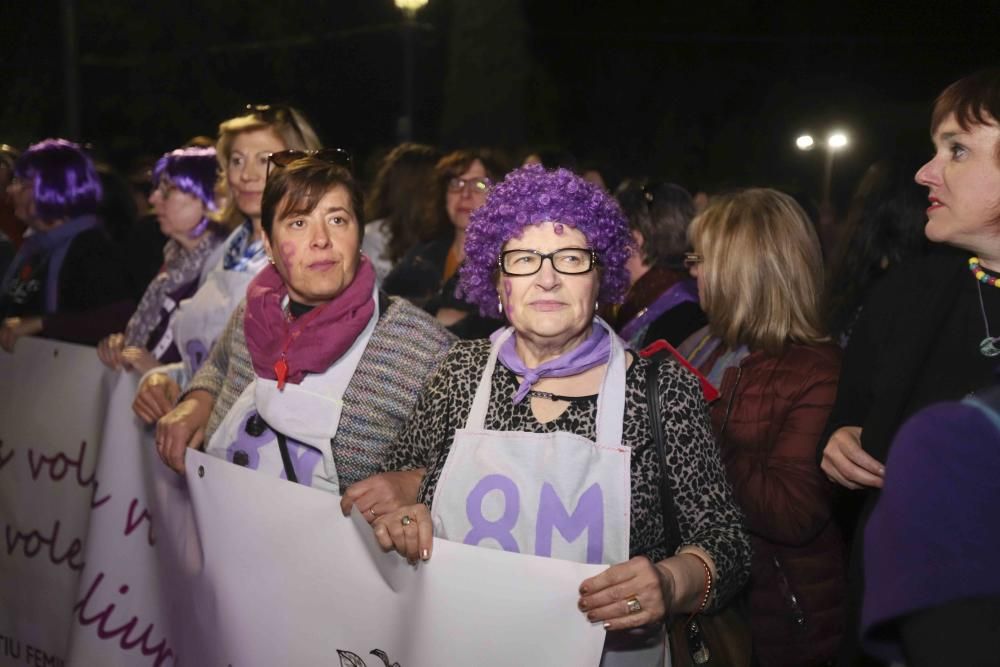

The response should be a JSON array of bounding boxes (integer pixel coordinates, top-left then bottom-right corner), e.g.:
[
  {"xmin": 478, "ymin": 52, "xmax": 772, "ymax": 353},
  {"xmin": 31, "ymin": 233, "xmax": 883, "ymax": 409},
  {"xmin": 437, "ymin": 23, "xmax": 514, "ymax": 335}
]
[
  {"xmin": 120, "ymin": 346, "xmax": 159, "ymax": 375},
  {"xmin": 0, "ymin": 317, "xmax": 43, "ymax": 353},
  {"xmin": 371, "ymin": 503, "xmax": 434, "ymax": 563},
  {"xmin": 578, "ymin": 556, "xmax": 674, "ymax": 630}
]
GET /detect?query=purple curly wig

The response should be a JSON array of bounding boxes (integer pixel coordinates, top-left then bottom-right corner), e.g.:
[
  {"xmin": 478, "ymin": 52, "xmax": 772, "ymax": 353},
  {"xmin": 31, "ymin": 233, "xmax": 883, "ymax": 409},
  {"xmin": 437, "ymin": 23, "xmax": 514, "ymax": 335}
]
[
  {"xmin": 460, "ymin": 164, "xmax": 633, "ymax": 317},
  {"xmin": 14, "ymin": 138, "xmax": 102, "ymax": 222},
  {"xmin": 152, "ymin": 146, "xmax": 219, "ymax": 211}
]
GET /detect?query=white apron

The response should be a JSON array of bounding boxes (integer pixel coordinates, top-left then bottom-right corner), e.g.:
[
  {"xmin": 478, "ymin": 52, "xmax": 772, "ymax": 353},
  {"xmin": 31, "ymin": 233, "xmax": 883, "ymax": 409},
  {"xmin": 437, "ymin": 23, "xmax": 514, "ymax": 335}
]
[
  {"xmin": 173, "ymin": 267, "xmax": 257, "ymax": 379},
  {"xmin": 430, "ymin": 319, "xmax": 668, "ymax": 665},
  {"xmin": 203, "ymin": 289, "xmax": 380, "ymax": 492}
]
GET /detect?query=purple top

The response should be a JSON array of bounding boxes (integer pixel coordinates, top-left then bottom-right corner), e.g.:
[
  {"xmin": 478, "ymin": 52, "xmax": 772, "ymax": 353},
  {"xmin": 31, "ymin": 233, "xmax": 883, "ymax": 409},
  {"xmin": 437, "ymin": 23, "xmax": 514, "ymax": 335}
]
[
  {"xmin": 618, "ymin": 278, "xmax": 699, "ymax": 344},
  {"xmin": 861, "ymin": 397, "xmax": 1000, "ymax": 662}
]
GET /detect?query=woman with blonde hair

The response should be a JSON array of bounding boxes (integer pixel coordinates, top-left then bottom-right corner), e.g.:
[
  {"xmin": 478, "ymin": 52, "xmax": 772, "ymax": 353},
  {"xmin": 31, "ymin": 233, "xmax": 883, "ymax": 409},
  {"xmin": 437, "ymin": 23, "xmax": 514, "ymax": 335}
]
[
  {"xmin": 131, "ymin": 104, "xmax": 322, "ymax": 424},
  {"xmin": 680, "ymin": 188, "xmax": 845, "ymax": 667}
]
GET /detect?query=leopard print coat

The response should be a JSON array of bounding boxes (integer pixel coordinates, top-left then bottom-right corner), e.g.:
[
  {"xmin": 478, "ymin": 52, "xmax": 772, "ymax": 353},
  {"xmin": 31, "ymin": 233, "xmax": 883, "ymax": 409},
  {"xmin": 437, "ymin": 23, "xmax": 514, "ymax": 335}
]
[{"xmin": 386, "ymin": 339, "xmax": 751, "ymax": 609}]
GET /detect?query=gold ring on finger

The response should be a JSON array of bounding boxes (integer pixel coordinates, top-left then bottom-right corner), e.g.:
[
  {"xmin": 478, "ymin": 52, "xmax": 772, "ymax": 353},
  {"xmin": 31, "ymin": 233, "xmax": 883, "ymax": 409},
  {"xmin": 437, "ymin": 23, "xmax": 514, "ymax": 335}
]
[
  {"xmin": 400, "ymin": 515, "xmax": 413, "ymax": 527},
  {"xmin": 625, "ymin": 596, "xmax": 641, "ymax": 614}
]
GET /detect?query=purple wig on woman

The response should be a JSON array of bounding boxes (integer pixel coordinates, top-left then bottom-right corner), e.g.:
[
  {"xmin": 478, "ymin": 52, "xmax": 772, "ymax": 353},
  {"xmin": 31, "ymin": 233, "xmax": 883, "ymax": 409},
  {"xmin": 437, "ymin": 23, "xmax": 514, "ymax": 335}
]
[
  {"xmin": 151, "ymin": 146, "xmax": 219, "ymax": 212},
  {"xmin": 459, "ymin": 164, "xmax": 633, "ymax": 317},
  {"xmin": 13, "ymin": 139, "xmax": 103, "ymax": 223}
]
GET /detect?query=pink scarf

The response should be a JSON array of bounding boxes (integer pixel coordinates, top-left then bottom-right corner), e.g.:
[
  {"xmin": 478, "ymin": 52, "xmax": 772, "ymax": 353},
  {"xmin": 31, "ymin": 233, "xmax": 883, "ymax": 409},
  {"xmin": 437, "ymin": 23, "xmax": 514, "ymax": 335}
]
[{"xmin": 244, "ymin": 258, "xmax": 376, "ymax": 389}]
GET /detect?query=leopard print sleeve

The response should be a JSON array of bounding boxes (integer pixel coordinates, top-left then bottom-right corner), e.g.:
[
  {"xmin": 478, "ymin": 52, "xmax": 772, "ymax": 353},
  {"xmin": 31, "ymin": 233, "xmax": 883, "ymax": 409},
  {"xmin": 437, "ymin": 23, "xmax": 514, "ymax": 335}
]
[
  {"xmin": 656, "ymin": 355, "xmax": 752, "ymax": 610},
  {"xmin": 384, "ymin": 340, "xmax": 489, "ymax": 503}
]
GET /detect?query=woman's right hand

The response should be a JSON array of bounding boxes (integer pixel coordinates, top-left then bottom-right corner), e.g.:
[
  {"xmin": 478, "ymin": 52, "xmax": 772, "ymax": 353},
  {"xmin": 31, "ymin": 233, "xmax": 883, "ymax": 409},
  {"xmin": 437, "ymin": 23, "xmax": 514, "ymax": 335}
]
[
  {"xmin": 821, "ymin": 426, "xmax": 884, "ymax": 490},
  {"xmin": 372, "ymin": 503, "xmax": 433, "ymax": 563},
  {"xmin": 97, "ymin": 333, "xmax": 127, "ymax": 369},
  {"xmin": 132, "ymin": 372, "xmax": 181, "ymax": 424},
  {"xmin": 154, "ymin": 390, "xmax": 214, "ymax": 474}
]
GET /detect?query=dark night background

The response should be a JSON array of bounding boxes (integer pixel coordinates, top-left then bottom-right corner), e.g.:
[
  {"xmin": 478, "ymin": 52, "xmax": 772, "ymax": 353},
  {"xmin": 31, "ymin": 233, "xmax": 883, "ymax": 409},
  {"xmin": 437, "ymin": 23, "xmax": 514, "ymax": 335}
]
[{"xmin": 3, "ymin": 0, "xmax": 999, "ymax": 210}]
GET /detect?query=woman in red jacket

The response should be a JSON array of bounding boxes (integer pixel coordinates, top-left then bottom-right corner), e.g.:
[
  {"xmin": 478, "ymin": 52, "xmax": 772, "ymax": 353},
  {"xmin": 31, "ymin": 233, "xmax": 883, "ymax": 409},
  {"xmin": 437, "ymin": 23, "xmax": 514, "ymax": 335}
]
[{"xmin": 679, "ymin": 188, "xmax": 845, "ymax": 666}]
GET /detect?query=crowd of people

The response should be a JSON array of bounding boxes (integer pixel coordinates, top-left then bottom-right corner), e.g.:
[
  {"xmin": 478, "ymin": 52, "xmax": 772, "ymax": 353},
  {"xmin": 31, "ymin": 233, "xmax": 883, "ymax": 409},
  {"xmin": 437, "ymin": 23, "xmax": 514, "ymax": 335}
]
[{"xmin": 3, "ymin": 68, "xmax": 999, "ymax": 667}]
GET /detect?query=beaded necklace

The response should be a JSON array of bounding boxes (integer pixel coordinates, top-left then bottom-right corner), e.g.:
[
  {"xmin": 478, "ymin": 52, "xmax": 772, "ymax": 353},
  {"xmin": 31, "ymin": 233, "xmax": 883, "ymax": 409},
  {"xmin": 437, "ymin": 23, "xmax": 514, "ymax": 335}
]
[
  {"xmin": 968, "ymin": 257, "xmax": 1000, "ymax": 357},
  {"xmin": 968, "ymin": 256, "xmax": 1000, "ymax": 288}
]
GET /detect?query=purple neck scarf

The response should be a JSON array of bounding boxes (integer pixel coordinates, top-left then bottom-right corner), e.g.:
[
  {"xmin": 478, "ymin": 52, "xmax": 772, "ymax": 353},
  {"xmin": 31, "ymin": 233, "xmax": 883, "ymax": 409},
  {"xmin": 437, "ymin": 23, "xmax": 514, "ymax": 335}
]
[{"xmin": 492, "ymin": 321, "xmax": 612, "ymax": 404}]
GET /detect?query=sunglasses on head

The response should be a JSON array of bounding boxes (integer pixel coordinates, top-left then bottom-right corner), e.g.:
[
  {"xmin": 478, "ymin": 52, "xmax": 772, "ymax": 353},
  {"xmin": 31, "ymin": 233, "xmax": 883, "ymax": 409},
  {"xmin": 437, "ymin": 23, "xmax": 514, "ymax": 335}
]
[
  {"xmin": 244, "ymin": 103, "xmax": 307, "ymax": 146},
  {"xmin": 266, "ymin": 148, "xmax": 354, "ymax": 180}
]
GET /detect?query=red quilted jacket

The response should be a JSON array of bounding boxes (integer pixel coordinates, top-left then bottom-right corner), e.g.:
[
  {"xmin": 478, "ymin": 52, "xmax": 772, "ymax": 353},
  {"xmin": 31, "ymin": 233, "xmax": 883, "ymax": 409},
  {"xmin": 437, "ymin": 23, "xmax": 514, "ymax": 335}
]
[{"xmin": 710, "ymin": 343, "xmax": 846, "ymax": 667}]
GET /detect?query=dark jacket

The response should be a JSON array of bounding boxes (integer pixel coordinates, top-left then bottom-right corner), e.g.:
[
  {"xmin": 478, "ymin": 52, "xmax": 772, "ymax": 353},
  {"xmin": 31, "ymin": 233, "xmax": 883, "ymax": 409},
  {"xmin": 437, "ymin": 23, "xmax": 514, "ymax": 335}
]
[
  {"xmin": 383, "ymin": 230, "xmax": 503, "ymax": 340},
  {"xmin": 714, "ymin": 343, "xmax": 845, "ymax": 667},
  {"xmin": 820, "ymin": 245, "xmax": 999, "ymax": 666}
]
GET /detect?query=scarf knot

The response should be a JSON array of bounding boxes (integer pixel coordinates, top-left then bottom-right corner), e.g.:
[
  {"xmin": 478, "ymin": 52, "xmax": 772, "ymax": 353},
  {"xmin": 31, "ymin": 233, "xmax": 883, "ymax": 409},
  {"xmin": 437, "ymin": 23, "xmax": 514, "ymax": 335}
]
[{"xmin": 492, "ymin": 320, "xmax": 613, "ymax": 404}]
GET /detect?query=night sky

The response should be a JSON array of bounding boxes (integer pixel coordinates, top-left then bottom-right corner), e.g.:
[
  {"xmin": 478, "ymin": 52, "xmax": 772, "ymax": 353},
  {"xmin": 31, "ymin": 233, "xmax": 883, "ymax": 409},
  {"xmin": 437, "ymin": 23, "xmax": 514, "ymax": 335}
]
[{"xmin": 3, "ymin": 0, "xmax": 998, "ymax": 209}]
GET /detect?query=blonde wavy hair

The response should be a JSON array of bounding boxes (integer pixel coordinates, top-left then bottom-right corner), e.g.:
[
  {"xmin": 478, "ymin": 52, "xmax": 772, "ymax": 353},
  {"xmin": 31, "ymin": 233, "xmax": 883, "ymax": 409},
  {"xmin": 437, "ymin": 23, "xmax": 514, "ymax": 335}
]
[
  {"xmin": 214, "ymin": 107, "xmax": 322, "ymax": 230},
  {"xmin": 689, "ymin": 188, "xmax": 827, "ymax": 354}
]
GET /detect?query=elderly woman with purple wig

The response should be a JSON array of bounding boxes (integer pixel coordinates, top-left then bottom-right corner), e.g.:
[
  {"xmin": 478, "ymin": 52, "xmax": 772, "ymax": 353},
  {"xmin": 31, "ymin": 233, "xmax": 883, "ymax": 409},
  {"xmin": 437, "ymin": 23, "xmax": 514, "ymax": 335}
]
[
  {"xmin": 373, "ymin": 165, "xmax": 750, "ymax": 665},
  {"xmin": 97, "ymin": 147, "xmax": 225, "ymax": 375},
  {"xmin": 0, "ymin": 139, "xmax": 130, "ymax": 350}
]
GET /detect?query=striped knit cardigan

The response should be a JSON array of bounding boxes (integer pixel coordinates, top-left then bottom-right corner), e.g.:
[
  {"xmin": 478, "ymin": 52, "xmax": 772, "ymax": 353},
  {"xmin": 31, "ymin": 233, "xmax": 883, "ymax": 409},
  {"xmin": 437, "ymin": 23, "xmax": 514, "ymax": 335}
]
[{"xmin": 184, "ymin": 295, "xmax": 456, "ymax": 491}]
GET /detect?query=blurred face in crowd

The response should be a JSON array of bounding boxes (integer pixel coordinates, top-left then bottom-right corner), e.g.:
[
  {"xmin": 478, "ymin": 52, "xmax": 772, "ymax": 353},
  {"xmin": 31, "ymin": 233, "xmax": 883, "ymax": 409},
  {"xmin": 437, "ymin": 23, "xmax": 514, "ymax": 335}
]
[
  {"xmin": 149, "ymin": 178, "xmax": 205, "ymax": 242},
  {"xmin": 498, "ymin": 221, "xmax": 600, "ymax": 346},
  {"xmin": 446, "ymin": 159, "xmax": 490, "ymax": 232},
  {"xmin": 6, "ymin": 176, "xmax": 37, "ymax": 227},
  {"xmin": 915, "ymin": 113, "xmax": 1000, "ymax": 253},
  {"xmin": 264, "ymin": 184, "xmax": 361, "ymax": 306},
  {"xmin": 227, "ymin": 128, "xmax": 287, "ymax": 222}
]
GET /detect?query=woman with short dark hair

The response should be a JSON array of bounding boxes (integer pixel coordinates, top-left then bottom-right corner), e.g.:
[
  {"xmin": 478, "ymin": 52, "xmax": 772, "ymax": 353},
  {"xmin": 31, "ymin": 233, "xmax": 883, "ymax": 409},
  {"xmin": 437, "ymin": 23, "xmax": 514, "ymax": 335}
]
[{"xmin": 154, "ymin": 154, "xmax": 454, "ymax": 520}]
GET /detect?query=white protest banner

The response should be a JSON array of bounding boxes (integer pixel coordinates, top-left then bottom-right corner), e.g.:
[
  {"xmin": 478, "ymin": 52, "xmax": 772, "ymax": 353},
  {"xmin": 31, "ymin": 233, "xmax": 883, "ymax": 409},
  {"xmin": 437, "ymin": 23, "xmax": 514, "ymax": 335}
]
[
  {"xmin": 67, "ymin": 368, "xmax": 608, "ymax": 666},
  {"xmin": 3, "ymin": 339, "xmax": 609, "ymax": 667},
  {"xmin": 0, "ymin": 337, "xmax": 117, "ymax": 667}
]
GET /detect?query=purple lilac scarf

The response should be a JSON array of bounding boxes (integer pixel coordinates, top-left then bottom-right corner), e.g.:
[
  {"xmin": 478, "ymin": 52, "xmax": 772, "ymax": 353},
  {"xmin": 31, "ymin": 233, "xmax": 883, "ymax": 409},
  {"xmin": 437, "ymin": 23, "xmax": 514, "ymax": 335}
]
[{"xmin": 492, "ymin": 320, "xmax": 612, "ymax": 404}]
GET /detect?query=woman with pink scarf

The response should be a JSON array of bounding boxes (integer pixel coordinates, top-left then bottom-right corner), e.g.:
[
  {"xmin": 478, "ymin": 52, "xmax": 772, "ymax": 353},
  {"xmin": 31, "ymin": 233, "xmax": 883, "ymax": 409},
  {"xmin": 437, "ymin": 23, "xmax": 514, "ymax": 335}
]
[{"xmin": 154, "ymin": 153, "xmax": 454, "ymax": 519}]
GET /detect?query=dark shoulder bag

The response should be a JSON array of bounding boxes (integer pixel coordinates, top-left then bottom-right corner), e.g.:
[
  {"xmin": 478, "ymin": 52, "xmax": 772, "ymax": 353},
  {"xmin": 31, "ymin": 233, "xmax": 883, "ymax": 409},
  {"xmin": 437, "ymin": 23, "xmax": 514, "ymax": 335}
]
[{"xmin": 644, "ymin": 355, "xmax": 752, "ymax": 667}]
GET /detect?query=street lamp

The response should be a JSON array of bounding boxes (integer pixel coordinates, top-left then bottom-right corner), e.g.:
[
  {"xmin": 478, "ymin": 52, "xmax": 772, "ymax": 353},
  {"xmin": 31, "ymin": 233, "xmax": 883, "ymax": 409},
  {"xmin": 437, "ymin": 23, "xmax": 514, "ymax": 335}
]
[
  {"xmin": 795, "ymin": 134, "xmax": 815, "ymax": 151},
  {"xmin": 394, "ymin": 0, "xmax": 429, "ymax": 141},
  {"xmin": 795, "ymin": 129, "xmax": 850, "ymax": 210}
]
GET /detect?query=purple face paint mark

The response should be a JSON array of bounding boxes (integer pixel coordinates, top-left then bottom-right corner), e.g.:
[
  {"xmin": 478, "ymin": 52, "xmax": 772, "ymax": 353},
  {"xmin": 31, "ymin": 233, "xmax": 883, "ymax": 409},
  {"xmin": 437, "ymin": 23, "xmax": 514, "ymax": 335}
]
[
  {"xmin": 535, "ymin": 482, "xmax": 604, "ymax": 564},
  {"xmin": 464, "ymin": 474, "xmax": 521, "ymax": 553},
  {"xmin": 554, "ymin": 222, "xmax": 565, "ymax": 235},
  {"xmin": 185, "ymin": 339, "xmax": 209, "ymax": 373},
  {"xmin": 279, "ymin": 241, "xmax": 297, "ymax": 265},
  {"xmin": 503, "ymin": 279, "xmax": 513, "ymax": 316},
  {"xmin": 279, "ymin": 441, "xmax": 323, "ymax": 487}
]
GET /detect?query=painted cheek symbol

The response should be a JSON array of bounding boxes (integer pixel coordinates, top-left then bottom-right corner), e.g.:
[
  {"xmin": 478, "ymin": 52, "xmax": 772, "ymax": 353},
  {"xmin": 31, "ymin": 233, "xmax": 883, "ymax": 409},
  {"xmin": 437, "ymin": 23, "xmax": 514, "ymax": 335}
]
[{"xmin": 503, "ymin": 279, "xmax": 514, "ymax": 316}]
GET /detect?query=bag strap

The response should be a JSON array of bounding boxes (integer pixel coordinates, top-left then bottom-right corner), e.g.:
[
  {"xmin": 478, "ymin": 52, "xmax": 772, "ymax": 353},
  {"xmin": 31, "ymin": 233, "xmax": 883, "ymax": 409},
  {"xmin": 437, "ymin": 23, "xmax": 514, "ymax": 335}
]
[
  {"xmin": 645, "ymin": 355, "xmax": 684, "ymax": 553},
  {"xmin": 274, "ymin": 431, "xmax": 299, "ymax": 484}
]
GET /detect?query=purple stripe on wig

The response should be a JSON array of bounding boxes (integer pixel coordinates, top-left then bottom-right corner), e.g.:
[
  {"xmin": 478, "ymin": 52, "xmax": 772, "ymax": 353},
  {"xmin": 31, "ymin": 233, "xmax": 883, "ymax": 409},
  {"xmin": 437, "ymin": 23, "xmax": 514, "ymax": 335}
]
[
  {"xmin": 151, "ymin": 146, "xmax": 219, "ymax": 211},
  {"xmin": 14, "ymin": 139, "xmax": 102, "ymax": 223},
  {"xmin": 459, "ymin": 164, "xmax": 633, "ymax": 317}
]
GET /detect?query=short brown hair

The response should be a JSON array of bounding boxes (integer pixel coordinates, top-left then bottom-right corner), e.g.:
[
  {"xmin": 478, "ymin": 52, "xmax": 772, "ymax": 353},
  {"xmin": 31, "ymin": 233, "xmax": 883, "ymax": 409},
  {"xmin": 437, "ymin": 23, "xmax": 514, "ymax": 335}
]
[
  {"xmin": 931, "ymin": 68, "xmax": 1000, "ymax": 135},
  {"xmin": 430, "ymin": 148, "xmax": 507, "ymax": 236},
  {"xmin": 260, "ymin": 158, "xmax": 364, "ymax": 244},
  {"xmin": 689, "ymin": 188, "xmax": 826, "ymax": 355}
]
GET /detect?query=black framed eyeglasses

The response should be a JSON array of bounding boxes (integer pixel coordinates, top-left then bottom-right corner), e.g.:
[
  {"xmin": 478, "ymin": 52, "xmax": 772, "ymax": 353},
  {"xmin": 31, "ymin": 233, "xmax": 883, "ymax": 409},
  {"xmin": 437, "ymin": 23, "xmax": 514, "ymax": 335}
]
[
  {"xmin": 499, "ymin": 247, "xmax": 598, "ymax": 276},
  {"xmin": 447, "ymin": 176, "xmax": 492, "ymax": 195},
  {"xmin": 683, "ymin": 253, "xmax": 704, "ymax": 269},
  {"xmin": 266, "ymin": 148, "xmax": 354, "ymax": 180}
]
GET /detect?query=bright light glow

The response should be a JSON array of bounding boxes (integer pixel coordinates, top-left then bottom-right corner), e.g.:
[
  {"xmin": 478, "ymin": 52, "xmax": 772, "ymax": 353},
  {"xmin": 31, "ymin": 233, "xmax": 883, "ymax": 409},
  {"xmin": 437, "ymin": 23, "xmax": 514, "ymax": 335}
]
[
  {"xmin": 394, "ymin": 0, "xmax": 429, "ymax": 12},
  {"xmin": 795, "ymin": 134, "xmax": 815, "ymax": 151},
  {"xmin": 827, "ymin": 132, "xmax": 849, "ymax": 150}
]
